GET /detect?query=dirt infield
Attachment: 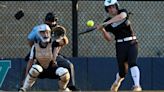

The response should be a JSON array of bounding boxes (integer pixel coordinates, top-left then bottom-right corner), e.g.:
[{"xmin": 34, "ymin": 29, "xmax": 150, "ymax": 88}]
[
  {"xmin": 73, "ymin": 90, "xmax": 164, "ymax": 92},
  {"xmin": 81, "ymin": 90, "xmax": 164, "ymax": 92},
  {"xmin": 0, "ymin": 90, "xmax": 164, "ymax": 92},
  {"xmin": 118, "ymin": 90, "xmax": 164, "ymax": 92}
]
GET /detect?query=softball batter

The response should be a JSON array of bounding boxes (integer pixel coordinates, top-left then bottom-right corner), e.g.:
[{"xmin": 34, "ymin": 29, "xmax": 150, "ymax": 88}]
[{"xmin": 97, "ymin": 0, "xmax": 142, "ymax": 91}]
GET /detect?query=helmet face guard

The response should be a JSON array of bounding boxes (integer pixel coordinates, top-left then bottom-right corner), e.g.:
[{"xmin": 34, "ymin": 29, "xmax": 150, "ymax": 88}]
[{"xmin": 37, "ymin": 24, "xmax": 51, "ymax": 43}]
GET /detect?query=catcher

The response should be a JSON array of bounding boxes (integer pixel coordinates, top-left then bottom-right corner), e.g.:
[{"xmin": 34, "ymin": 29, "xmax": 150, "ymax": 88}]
[
  {"xmin": 23, "ymin": 12, "xmax": 80, "ymax": 91},
  {"xmin": 19, "ymin": 24, "xmax": 71, "ymax": 92}
]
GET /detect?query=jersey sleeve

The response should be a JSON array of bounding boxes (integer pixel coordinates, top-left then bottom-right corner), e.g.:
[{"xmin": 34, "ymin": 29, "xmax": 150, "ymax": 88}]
[
  {"xmin": 119, "ymin": 9, "xmax": 129, "ymax": 18},
  {"xmin": 103, "ymin": 17, "xmax": 114, "ymax": 32},
  {"xmin": 52, "ymin": 41, "xmax": 60, "ymax": 55},
  {"xmin": 29, "ymin": 45, "xmax": 35, "ymax": 60},
  {"xmin": 52, "ymin": 40, "xmax": 60, "ymax": 47}
]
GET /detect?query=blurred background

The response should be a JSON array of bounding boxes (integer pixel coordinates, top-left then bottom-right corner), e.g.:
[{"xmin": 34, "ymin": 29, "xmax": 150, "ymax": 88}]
[{"xmin": 0, "ymin": 0, "xmax": 164, "ymax": 91}]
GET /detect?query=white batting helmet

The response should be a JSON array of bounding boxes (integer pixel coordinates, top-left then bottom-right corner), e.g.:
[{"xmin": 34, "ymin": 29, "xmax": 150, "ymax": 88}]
[
  {"xmin": 37, "ymin": 24, "xmax": 51, "ymax": 43},
  {"xmin": 104, "ymin": 0, "xmax": 119, "ymax": 12},
  {"xmin": 104, "ymin": 0, "xmax": 119, "ymax": 6}
]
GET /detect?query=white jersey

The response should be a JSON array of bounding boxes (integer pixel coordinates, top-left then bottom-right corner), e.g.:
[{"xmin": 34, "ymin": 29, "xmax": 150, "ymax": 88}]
[{"xmin": 29, "ymin": 43, "xmax": 54, "ymax": 69}]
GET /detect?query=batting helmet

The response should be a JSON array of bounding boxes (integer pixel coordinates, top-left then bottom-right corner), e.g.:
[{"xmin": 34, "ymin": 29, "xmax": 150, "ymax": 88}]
[{"xmin": 104, "ymin": 0, "xmax": 119, "ymax": 12}]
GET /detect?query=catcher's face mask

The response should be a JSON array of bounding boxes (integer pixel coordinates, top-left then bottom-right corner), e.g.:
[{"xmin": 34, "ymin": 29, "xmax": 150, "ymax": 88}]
[{"xmin": 37, "ymin": 24, "xmax": 51, "ymax": 43}]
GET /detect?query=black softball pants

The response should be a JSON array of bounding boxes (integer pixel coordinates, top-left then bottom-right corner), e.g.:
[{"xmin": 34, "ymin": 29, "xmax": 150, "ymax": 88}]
[{"xmin": 116, "ymin": 40, "xmax": 138, "ymax": 78}]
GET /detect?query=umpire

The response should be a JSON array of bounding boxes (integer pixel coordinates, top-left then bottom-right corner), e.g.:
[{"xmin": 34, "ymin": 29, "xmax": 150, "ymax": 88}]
[{"xmin": 24, "ymin": 12, "xmax": 80, "ymax": 91}]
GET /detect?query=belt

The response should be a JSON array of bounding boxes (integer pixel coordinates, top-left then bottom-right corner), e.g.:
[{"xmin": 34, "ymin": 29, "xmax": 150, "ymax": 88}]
[{"xmin": 117, "ymin": 36, "xmax": 136, "ymax": 43}]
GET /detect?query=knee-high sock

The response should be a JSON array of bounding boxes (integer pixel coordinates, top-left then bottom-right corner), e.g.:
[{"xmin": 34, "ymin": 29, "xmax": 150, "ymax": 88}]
[{"xmin": 130, "ymin": 66, "xmax": 140, "ymax": 86}]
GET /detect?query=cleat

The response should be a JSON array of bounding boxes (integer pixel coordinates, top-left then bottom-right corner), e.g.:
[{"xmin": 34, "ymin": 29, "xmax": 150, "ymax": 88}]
[
  {"xmin": 110, "ymin": 82, "xmax": 121, "ymax": 92},
  {"xmin": 110, "ymin": 77, "xmax": 124, "ymax": 92},
  {"xmin": 68, "ymin": 85, "xmax": 81, "ymax": 91},
  {"xmin": 59, "ymin": 87, "xmax": 71, "ymax": 92},
  {"xmin": 132, "ymin": 85, "xmax": 142, "ymax": 92},
  {"xmin": 18, "ymin": 87, "xmax": 26, "ymax": 92}
]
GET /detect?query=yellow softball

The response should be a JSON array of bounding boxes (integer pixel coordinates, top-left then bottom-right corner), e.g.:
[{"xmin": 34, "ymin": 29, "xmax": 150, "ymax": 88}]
[{"xmin": 86, "ymin": 20, "xmax": 94, "ymax": 27}]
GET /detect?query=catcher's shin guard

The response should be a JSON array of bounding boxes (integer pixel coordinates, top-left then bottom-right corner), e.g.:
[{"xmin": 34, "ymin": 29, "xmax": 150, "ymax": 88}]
[
  {"xmin": 56, "ymin": 67, "xmax": 70, "ymax": 90},
  {"xmin": 22, "ymin": 64, "xmax": 43, "ymax": 90},
  {"xmin": 18, "ymin": 87, "xmax": 26, "ymax": 92},
  {"xmin": 58, "ymin": 87, "xmax": 71, "ymax": 92},
  {"xmin": 58, "ymin": 72, "xmax": 70, "ymax": 90}
]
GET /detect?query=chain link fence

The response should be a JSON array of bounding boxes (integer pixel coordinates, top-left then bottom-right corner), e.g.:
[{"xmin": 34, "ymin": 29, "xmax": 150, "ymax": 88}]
[
  {"xmin": 0, "ymin": 1, "xmax": 164, "ymax": 58},
  {"xmin": 0, "ymin": 1, "xmax": 73, "ymax": 58}
]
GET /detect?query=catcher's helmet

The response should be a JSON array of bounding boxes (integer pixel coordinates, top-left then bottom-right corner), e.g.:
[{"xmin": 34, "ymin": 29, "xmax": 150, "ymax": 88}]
[{"xmin": 37, "ymin": 24, "xmax": 51, "ymax": 43}]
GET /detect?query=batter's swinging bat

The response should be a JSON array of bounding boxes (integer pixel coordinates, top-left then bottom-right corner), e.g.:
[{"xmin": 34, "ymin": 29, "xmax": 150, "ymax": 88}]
[
  {"xmin": 78, "ymin": 21, "xmax": 110, "ymax": 35},
  {"xmin": 78, "ymin": 12, "xmax": 134, "ymax": 36}
]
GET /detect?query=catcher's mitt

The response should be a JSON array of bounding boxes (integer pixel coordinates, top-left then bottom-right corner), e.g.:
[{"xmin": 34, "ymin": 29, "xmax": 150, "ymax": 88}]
[{"xmin": 51, "ymin": 25, "xmax": 66, "ymax": 41}]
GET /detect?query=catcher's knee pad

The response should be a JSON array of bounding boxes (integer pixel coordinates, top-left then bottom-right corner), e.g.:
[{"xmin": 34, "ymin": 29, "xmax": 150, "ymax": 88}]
[
  {"xmin": 29, "ymin": 64, "xmax": 43, "ymax": 77},
  {"xmin": 56, "ymin": 67, "xmax": 70, "ymax": 81}
]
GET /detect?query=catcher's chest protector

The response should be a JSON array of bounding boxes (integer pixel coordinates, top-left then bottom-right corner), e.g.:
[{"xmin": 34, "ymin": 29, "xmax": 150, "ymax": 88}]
[{"xmin": 35, "ymin": 43, "xmax": 53, "ymax": 69}]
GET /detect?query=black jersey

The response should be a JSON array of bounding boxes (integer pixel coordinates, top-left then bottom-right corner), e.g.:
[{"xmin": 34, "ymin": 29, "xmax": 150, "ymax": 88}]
[{"xmin": 104, "ymin": 9, "xmax": 136, "ymax": 40}]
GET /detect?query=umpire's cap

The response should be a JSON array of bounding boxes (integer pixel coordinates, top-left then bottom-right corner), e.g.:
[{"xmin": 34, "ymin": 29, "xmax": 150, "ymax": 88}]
[{"xmin": 45, "ymin": 12, "xmax": 57, "ymax": 22}]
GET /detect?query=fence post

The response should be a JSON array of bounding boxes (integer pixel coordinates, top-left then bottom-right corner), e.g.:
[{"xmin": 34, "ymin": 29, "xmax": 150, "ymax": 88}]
[{"xmin": 72, "ymin": 0, "xmax": 78, "ymax": 57}]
